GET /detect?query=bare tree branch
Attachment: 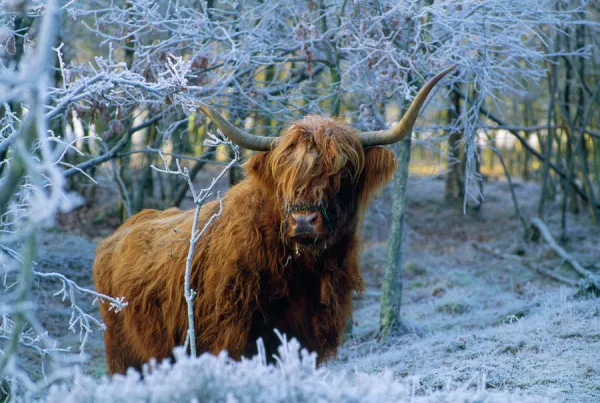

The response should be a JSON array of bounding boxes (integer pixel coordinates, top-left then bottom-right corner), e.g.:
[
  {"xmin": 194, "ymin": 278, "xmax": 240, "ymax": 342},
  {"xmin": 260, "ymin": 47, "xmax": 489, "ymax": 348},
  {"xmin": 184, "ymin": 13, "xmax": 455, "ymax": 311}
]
[
  {"xmin": 63, "ymin": 114, "xmax": 163, "ymax": 178},
  {"xmin": 453, "ymin": 88, "xmax": 599, "ymax": 209},
  {"xmin": 530, "ymin": 217, "xmax": 599, "ymax": 289}
]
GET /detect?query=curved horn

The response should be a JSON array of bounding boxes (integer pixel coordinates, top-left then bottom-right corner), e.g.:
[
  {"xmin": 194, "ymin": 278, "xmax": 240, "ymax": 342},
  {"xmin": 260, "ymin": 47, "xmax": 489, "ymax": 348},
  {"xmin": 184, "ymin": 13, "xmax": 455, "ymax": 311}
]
[
  {"xmin": 196, "ymin": 103, "xmax": 277, "ymax": 151},
  {"xmin": 358, "ymin": 65, "xmax": 456, "ymax": 147}
]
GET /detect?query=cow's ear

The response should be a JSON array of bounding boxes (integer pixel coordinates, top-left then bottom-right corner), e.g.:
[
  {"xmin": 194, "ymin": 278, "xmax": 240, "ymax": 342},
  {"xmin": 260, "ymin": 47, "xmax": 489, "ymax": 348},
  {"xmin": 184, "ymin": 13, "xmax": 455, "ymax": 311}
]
[
  {"xmin": 245, "ymin": 151, "xmax": 274, "ymax": 188},
  {"xmin": 359, "ymin": 146, "xmax": 397, "ymax": 205}
]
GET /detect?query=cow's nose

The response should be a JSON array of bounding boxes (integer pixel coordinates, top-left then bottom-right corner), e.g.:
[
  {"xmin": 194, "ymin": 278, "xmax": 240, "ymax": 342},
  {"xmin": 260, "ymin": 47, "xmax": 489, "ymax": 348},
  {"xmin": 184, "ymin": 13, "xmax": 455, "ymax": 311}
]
[{"xmin": 289, "ymin": 211, "xmax": 322, "ymax": 235}]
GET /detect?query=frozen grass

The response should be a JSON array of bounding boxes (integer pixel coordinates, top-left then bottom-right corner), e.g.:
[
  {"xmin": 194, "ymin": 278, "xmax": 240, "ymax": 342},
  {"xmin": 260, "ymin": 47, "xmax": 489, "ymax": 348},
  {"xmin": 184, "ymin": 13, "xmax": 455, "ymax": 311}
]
[
  {"xmin": 337, "ymin": 291, "xmax": 600, "ymax": 401},
  {"xmin": 48, "ymin": 334, "xmax": 549, "ymax": 403},
  {"xmin": 27, "ymin": 177, "xmax": 600, "ymax": 401},
  {"xmin": 343, "ymin": 178, "xmax": 600, "ymax": 402}
]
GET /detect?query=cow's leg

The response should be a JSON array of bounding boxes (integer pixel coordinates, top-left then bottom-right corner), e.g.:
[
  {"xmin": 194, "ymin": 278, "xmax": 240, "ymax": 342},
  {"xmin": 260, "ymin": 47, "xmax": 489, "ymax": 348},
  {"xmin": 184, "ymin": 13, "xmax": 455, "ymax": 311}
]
[
  {"xmin": 312, "ymin": 287, "xmax": 353, "ymax": 363},
  {"xmin": 104, "ymin": 329, "xmax": 143, "ymax": 375}
]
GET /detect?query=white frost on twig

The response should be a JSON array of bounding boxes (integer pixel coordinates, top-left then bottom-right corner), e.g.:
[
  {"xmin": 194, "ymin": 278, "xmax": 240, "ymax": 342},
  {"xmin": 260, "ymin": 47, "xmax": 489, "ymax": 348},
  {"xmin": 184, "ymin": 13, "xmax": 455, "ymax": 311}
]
[{"xmin": 152, "ymin": 130, "xmax": 239, "ymax": 357}]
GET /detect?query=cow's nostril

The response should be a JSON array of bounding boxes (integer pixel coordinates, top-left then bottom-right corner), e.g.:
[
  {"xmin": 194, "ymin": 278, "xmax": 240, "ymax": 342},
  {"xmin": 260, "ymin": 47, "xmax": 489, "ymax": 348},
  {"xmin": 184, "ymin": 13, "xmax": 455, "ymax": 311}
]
[{"xmin": 290, "ymin": 212, "xmax": 321, "ymax": 233}]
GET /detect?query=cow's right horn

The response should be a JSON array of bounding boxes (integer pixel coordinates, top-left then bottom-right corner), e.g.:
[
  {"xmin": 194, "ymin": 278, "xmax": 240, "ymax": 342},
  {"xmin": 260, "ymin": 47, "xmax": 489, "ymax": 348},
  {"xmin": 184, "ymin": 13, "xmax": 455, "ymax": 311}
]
[
  {"xmin": 357, "ymin": 65, "xmax": 456, "ymax": 147},
  {"xmin": 197, "ymin": 103, "xmax": 277, "ymax": 151}
]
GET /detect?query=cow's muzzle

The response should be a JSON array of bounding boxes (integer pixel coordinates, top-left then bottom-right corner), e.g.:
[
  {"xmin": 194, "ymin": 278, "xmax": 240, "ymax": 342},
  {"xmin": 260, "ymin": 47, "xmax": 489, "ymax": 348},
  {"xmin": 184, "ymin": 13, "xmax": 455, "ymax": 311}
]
[{"xmin": 286, "ymin": 204, "xmax": 327, "ymax": 240}]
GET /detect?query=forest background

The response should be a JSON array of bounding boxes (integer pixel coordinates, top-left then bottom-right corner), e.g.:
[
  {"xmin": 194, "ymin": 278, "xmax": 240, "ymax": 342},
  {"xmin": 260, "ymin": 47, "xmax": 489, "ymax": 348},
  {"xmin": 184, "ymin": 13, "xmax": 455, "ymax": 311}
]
[{"xmin": 1, "ymin": 0, "xmax": 599, "ymax": 401}]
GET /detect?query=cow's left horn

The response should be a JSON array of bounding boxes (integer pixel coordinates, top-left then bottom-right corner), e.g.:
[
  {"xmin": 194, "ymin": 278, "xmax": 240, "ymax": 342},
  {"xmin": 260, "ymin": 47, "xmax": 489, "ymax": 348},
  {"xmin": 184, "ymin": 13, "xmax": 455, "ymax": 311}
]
[
  {"xmin": 358, "ymin": 65, "xmax": 456, "ymax": 147},
  {"xmin": 197, "ymin": 103, "xmax": 277, "ymax": 151}
]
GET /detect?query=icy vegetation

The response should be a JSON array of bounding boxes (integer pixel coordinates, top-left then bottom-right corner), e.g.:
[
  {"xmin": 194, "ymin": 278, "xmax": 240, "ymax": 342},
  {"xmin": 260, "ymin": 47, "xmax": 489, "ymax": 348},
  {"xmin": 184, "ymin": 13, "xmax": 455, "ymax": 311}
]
[
  {"xmin": 41, "ymin": 282, "xmax": 599, "ymax": 402},
  {"xmin": 337, "ymin": 292, "xmax": 600, "ymax": 401},
  {"xmin": 9, "ymin": 179, "xmax": 596, "ymax": 402},
  {"xmin": 48, "ymin": 332, "xmax": 550, "ymax": 403}
]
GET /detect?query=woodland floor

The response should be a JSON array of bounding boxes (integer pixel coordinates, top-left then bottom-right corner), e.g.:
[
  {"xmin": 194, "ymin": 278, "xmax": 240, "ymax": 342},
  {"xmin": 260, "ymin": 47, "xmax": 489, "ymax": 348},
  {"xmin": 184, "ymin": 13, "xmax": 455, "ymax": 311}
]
[{"xmin": 28, "ymin": 170, "xmax": 600, "ymax": 402}]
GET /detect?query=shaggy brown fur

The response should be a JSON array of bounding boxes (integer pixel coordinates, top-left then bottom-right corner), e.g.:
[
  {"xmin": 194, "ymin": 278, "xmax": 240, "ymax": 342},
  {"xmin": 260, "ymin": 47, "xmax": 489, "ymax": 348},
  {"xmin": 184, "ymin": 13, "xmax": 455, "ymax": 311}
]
[{"xmin": 94, "ymin": 116, "xmax": 397, "ymax": 374}]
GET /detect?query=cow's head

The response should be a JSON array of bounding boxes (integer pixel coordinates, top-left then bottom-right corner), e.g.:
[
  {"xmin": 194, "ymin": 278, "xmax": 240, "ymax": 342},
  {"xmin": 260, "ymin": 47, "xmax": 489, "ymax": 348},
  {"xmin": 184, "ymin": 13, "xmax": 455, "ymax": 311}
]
[{"xmin": 198, "ymin": 66, "xmax": 454, "ymax": 250}]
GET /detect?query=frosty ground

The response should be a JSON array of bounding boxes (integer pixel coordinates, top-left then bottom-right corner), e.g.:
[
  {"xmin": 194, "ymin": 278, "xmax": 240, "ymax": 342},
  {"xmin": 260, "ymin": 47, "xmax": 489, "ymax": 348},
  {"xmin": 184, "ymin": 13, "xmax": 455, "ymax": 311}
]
[{"xmin": 32, "ymin": 175, "xmax": 600, "ymax": 402}]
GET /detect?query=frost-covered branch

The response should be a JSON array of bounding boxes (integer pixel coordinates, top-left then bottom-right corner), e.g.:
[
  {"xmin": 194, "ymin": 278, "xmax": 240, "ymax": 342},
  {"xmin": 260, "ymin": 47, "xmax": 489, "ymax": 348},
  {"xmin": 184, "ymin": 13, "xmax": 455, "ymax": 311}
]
[
  {"xmin": 34, "ymin": 270, "xmax": 127, "ymax": 350},
  {"xmin": 152, "ymin": 130, "xmax": 240, "ymax": 357},
  {"xmin": 62, "ymin": 113, "xmax": 164, "ymax": 178}
]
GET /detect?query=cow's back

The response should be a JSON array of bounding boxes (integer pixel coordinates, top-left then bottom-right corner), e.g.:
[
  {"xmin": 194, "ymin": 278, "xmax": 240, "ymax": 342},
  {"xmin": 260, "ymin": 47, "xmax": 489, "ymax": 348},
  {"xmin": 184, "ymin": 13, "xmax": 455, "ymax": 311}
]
[{"xmin": 93, "ymin": 208, "xmax": 183, "ymax": 294}]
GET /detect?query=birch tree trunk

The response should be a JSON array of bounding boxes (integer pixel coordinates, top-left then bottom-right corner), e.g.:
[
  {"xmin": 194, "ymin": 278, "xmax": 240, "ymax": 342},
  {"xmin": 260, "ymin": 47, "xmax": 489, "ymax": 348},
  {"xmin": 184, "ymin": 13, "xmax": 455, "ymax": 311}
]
[
  {"xmin": 380, "ymin": 135, "xmax": 411, "ymax": 335},
  {"xmin": 379, "ymin": 0, "xmax": 418, "ymax": 336}
]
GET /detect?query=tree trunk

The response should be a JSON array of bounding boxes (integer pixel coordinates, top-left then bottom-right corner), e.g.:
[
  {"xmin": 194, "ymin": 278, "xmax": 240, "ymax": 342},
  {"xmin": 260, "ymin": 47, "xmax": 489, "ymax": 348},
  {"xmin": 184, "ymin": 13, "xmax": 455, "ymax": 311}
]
[
  {"xmin": 133, "ymin": 125, "xmax": 161, "ymax": 213},
  {"xmin": 573, "ymin": 21, "xmax": 598, "ymax": 223},
  {"xmin": 380, "ymin": 136, "xmax": 411, "ymax": 335},
  {"xmin": 594, "ymin": 137, "xmax": 600, "ymax": 192},
  {"xmin": 561, "ymin": 32, "xmax": 577, "ymax": 241},
  {"xmin": 444, "ymin": 86, "xmax": 464, "ymax": 204},
  {"xmin": 538, "ymin": 32, "xmax": 559, "ymax": 218},
  {"xmin": 522, "ymin": 92, "xmax": 533, "ymax": 181}
]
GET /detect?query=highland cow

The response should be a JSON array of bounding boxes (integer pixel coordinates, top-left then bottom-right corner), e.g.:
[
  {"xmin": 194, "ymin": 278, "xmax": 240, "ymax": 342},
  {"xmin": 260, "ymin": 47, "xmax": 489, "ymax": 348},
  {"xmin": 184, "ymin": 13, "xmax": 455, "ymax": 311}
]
[{"xmin": 93, "ymin": 66, "xmax": 454, "ymax": 374}]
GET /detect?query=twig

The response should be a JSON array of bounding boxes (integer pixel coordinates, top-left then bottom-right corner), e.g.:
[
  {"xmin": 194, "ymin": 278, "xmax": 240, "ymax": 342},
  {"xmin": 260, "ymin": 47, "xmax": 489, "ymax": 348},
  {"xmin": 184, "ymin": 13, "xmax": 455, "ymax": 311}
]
[
  {"xmin": 63, "ymin": 114, "xmax": 163, "ymax": 178},
  {"xmin": 478, "ymin": 124, "xmax": 600, "ymax": 138},
  {"xmin": 152, "ymin": 130, "xmax": 239, "ymax": 357},
  {"xmin": 116, "ymin": 148, "xmax": 241, "ymax": 167},
  {"xmin": 172, "ymin": 146, "xmax": 217, "ymax": 207},
  {"xmin": 34, "ymin": 271, "xmax": 127, "ymax": 313},
  {"xmin": 0, "ymin": 233, "xmax": 36, "ymax": 373},
  {"xmin": 453, "ymin": 88, "xmax": 599, "ymax": 209},
  {"xmin": 488, "ymin": 145, "xmax": 527, "ymax": 233},
  {"xmin": 472, "ymin": 242, "xmax": 578, "ymax": 287},
  {"xmin": 530, "ymin": 218, "xmax": 598, "ymax": 288}
]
